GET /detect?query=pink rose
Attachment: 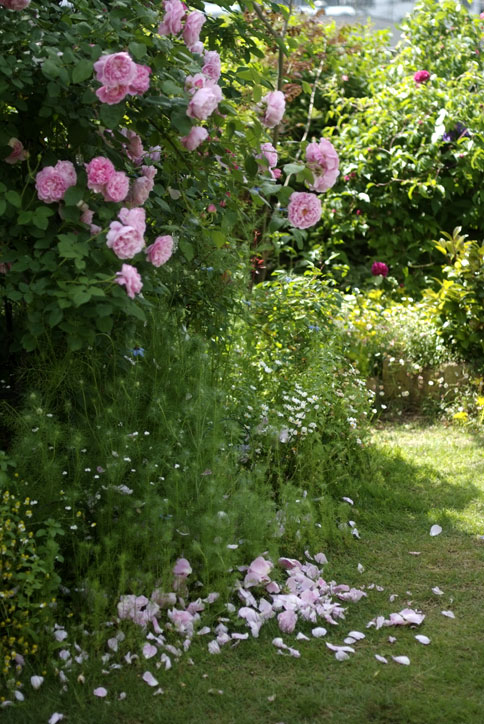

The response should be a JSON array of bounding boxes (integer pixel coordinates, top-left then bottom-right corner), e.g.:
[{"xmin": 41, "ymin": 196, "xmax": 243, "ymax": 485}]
[
  {"xmin": 127, "ymin": 176, "xmax": 154, "ymax": 206},
  {"xmin": 102, "ymin": 171, "xmax": 130, "ymax": 203},
  {"xmin": 0, "ymin": 0, "xmax": 30, "ymax": 8},
  {"xmin": 260, "ymin": 90, "xmax": 285, "ymax": 128},
  {"xmin": 202, "ymin": 50, "xmax": 221, "ymax": 82},
  {"xmin": 80, "ymin": 206, "xmax": 94, "ymax": 226},
  {"xmin": 158, "ymin": 0, "xmax": 185, "ymax": 35},
  {"xmin": 86, "ymin": 156, "xmax": 116, "ymax": 193},
  {"xmin": 207, "ymin": 203, "xmax": 217, "ymax": 213},
  {"xmin": 118, "ymin": 207, "xmax": 146, "ymax": 236},
  {"xmin": 287, "ymin": 192, "xmax": 322, "ymax": 229},
  {"xmin": 181, "ymin": 126, "xmax": 208, "ymax": 151},
  {"xmin": 141, "ymin": 165, "xmax": 157, "ymax": 181},
  {"xmin": 146, "ymin": 235, "xmax": 174, "ymax": 267},
  {"xmin": 107, "ymin": 222, "xmax": 145, "ymax": 259},
  {"xmin": 94, "ymin": 52, "xmax": 136, "ymax": 88},
  {"xmin": 35, "ymin": 160, "xmax": 77, "ymax": 204},
  {"xmin": 305, "ymin": 138, "xmax": 339, "ymax": 192},
  {"xmin": 187, "ymin": 85, "xmax": 222, "ymax": 121},
  {"xmin": 95, "ymin": 84, "xmax": 129, "ymax": 105},
  {"xmin": 115, "ymin": 264, "xmax": 143, "ymax": 299},
  {"xmin": 129, "ymin": 64, "xmax": 152, "ymax": 96},
  {"xmin": 121, "ymin": 129, "xmax": 145, "ymax": 165},
  {"xmin": 183, "ymin": 10, "xmax": 206, "ymax": 52},
  {"xmin": 190, "ymin": 41, "xmax": 204, "ymax": 55},
  {"xmin": 414, "ymin": 70, "xmax": 430, "ymax": 84},
  {"xmin": 4, "ymin": 138, "xmax": 28, "ymax": 164},
  {"xmin": 146, "ymin": 146, "xmax": 161, "ymax": 162},
  {"xmin": 257, "ymin": 142, "xmax": 278, "ymax": 173},
  {"xmin": 185, "ymin": 73, "xmax": 209, "ymax": 94}
]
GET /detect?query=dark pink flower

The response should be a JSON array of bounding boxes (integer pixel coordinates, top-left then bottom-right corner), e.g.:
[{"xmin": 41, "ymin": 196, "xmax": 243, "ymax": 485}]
[
  {"xmin": 371, "ymin": 261, "xmax": 389, "ymax": 277},
  {"xmin": 414, "ymin": 70, "xmax": 430, "ymax": 84}
]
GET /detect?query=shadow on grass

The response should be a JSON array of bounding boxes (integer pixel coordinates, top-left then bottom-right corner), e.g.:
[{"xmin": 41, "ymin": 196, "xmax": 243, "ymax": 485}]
[{"xmin": 331, "ymin": 422, "xmax": 484, "ymax": 535}]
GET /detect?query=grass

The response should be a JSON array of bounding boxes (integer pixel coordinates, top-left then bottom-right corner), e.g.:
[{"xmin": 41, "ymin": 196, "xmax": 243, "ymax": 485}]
[{"xmin": 4, "ymin": 422, "xmax": 484, "ymax": 723}]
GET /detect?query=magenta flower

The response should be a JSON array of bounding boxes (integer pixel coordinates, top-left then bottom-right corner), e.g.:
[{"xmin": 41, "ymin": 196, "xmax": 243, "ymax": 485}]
[
  {"xmin": 181, "ymin": 126, "xmax": 208, "ymax": 151},
  {"xmin": 35, "ymin": 161, "xmax": 77, "ymax": 204},
  {"xmin": 94, "ymin": 52, "xmax": 137, "ymax": 88},
  {"xmin": 287, "ymin": 192, "xmax": 322, "ymax": 229},
  {"xmin": 158, "ymin": 0, "xmax": 186, "ymax": 35},
  {"xmin": 115, "ymin": 264, "xmax": 143, "ymax": 299},
  {"xmin": 96, "ymin": 84, "xmax": 129, "ymax": 105},
  {"xmin": 183, "ymin": 10, "xmax": 206, "ymax": 52},
  {"xmin": 102, "ymin": 171, "xmax": 130, "ymax": 203},
  {"xmin": 128, "ymin": 64, "xmax": 152, "ymax": 96},
  {"xmin": 107, "ymin": 222, "xmax": 145, "ymax": 259},
  {"xmin": 371, "ymin": 261, "xmax": 389, "ymax": 277},
  {"xmin": 414, "ymin": 70, "xmax": 430, "ymax": 84},
  {"xmin": 187, "ymin": 85, "xmax": 222, "ymax": 121},
  {"xmin": 86, "ymin": 156, "xmax": 116, "ymax": 192},
  {"xmin": 305, "ymin": 138, "xmax": 339, "ymax": 192},
  {"xmin": 202, "ymin": 50, "xmax": 221, "ymax": 82},
  {"xmin": 260, "ymin": 90, "xmax": 285, "ymax": 128}
]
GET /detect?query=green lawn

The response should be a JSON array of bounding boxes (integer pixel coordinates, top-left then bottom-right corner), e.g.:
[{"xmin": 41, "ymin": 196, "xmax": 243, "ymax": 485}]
[{"xmin": 5, "ymin": 423, "xmax": 484, "ymax": 724}]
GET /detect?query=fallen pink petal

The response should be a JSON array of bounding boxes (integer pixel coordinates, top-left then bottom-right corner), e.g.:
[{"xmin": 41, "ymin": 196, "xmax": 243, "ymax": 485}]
[
  {"xmin": 415, "ymin": 635, "xmax": 431, "ymax": 645},
  {"xmin": 375, "ymin": 654, "xmax": 388, "ymax": 663},
  {"xmin": 392, "ymin": 655, "xmax": 410, "ymax": 665},
  {"xmin": 441, "ymin": 610, "xmax": 455, "ymax": 619},
  {"xmin": 142, "ymin": 671, "xmax": 159, "ymax": 687},
  {"xmin": 93, "ymin": 687, "xmax": 108, "ymax": 697}
]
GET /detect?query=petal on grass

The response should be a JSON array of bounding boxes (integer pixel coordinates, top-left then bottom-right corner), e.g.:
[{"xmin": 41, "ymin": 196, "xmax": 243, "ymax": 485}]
[
  {"xmin": 357, "ymin": 563, "xmax": 365, "ymax": 573},
  {"xmin": 441, "ymin": 610, "xmax": 455, "ymax": 619},
  {"xmin": 430, "ymin": 525, "xmax": 442, "ymax": 537},
  {"xmin": 49, "ymin": 715, "xmax": 65, "ymax": 724},
  {"xmin": 347, "ymin": 631, "xmax": 365, "ymax": 641},
  {"xmin": 208, "ymin": 640, "xmax": 221, "ymax": 654},
  {"xmin": 311, "ymin": 627, "xmax": 327, "ymax": 638},
  {"xmin": 142, "ymin": 643, "xmax": 157, "ymax": 659},
  {"xmin": 375, "ymin": 655, "xmax": 388, "ymax": 663},
  {"xmin": 93, "ymin": 687, "xmax": 108, "ymax": 698},
  {"xmin": 142, "ymin": 671, "xmax": 159, "ymax": 687},
  {"xmin": 30, "ymin": 676, "xmax": 44, "ymax": 690},
  {"xmin": 415, "ymin": 635, "xmax": 431, "ymax": 645},
  {"xmin": 392, "ymin": 656, "xmax": 410, "ymax": 665},
  {"xmin": 432, "ymin": 587, "xmax": 444, "ymax": 596},
  {"xmin": 335, "ymin": 650, "xmax": 350, "ymax": 661}
]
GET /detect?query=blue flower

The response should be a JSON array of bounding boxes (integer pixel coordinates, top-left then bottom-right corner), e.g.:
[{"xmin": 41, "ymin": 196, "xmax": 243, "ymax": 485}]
[{"xmin": 132, "ymin": 347, "xmax": 145, "ymax": 357}]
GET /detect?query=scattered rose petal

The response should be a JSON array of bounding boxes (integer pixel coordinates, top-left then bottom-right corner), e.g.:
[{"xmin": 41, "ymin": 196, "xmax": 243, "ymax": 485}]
[
  {"xmin": 347, "ymin": 631, "xmax": 365, "ymax": 641},
  {"xmin": 142, "ymin": 671, "xmax": 159, "ymax": 687},
  {"xmin": 267, "ymin": 694, "xmax": 276, "ymax": 702},
  {"xmin": 432, "ymin": 587, "xmax": 444, "ymax": 595},
  {"xmin": 93, "ymin": 687, "xmax": 108, "ymax": 698},
  {"xmin": 197, "ymin": 626, "xmax": 211, "ymax": 636},
  {"xmin": 119, "ymin": 692, "xmax": 127, "ymax": 700},
  {"xmin": 415, "ymin": 635, "xmax": 431, "ymax": 645},
  {"xmin": 208, "ymin": 640, "xmax": 221, "ymax": 654},
  {"xmin": 441, "ymin": 610, "xmax": 455, "ymax": 619},
  {"xmin": 49, "ymin": 715, "xmax": 65, "ymax": 724},
  {"xmin": 408, "ymin": 551, "xmax": 421, "ymax": 556},
  {"xmin": 389, "ymin": 594, "xmax": 398, "ymax": 602},
  {"xmin": 30, "ymin": 676, "xmax": 44, "ymax": 690},
  {"xmin": 342, "ymin": 497, "xmax": 354, "ymax": 505},
  {"xmin": 388, "ymin": 636, "xmax": 397, "ymax": 643},
  {"xmin": 326, "ymin": 643, "xmax": 355, "ymax": 654},
  {"xmin": 311, "ymin": 627, "xmax": 327, "ymax": 638},
  {"xmin": 430, "ymin": 525, "xmax": 442, "ymax": 537},
  {"xmin": 392, "ymin": 655, "xmax": 410, "ymax": 665},
  {"xmin": 143, "ymin": 643, "xmax": 157, "ymax": 659},
  {"xmin": 314, "ymin": 552, "xmax": 328, "ymax": 564},
  {"xmin": 357, "ymin": 563, "xmax": 365, "ymax": 573},
  {"xmin": 296, "ymin": 632, "xmax": 310, "ymax": 641},
  {"xmin": 375, "ymin": 654, "xmax": 388, "ymax": 663},
  {"xmin": 153, "ymin": 688, "xmax": 164, "ymax": 696},
  {"xmin": 14, "ymin": 690, "xmax": 24, "ymax": 702},
  {"xmin": 335, "ymin": 650, "xmax": 350, "ymax": 661}
]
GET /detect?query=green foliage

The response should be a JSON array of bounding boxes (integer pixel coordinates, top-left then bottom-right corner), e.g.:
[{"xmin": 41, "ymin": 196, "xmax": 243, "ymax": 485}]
[
  {"xmin": 0, "ymin": 0, "xmax": 273, "ymax": 354},
  {"xmin": 426, "ymin": 227, "xmax": 484, "ymax": 367},
  {"xmin": 0, "ymin": 483, "xmax": 62, "ymax": 686}
]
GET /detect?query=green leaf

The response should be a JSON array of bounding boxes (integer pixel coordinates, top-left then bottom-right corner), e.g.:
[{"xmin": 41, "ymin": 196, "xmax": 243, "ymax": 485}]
[
  {"xmin": 128, "ymin": 42, "xmax": 147, "ymax": 60},
  {"xmin": 0, "ymin": 199, "xmax": 6, "ymax": 216},
  {"xmin": 6, "ymin": 190, "xmax": 21, "ymax": 208},
  {"xmin": 162, "ymin": 79, "xmax": 181, "ymax": 95},
  {"xmin": 17, "ymin": 210, "xmax": 33, "ymax": 225},
  {"xmin": 100, "ymin": 102, "xmax": 126, "ymax": 129},
  {"xmin": 42, "ymin": 59, "xmax": 61, "ymax": 80},
  {"xmin": 244, "ymin": 155, "xmax": 258, "ymax": 178},
  {"xmin": 212, "ymin": 230, "xmax": 226, "ymax": 248},
  {"xmin": 96, "ymin": 315, "xmax": 113, "ymax": 333},
  {"xmin": 47, "ymin": 307, "xmax": 63, "ymax": 328},
  {"xmin": 179, "ymin": 239, "xmax": 194, "ymax": 261},
  {"xmin": 170, "ymin": 109, "xmax": 191, "ymax": 136},
  {"xmin": 72, "ymin": 58, "xmax": 93, "ymax": 84},
  {"xmin": 63, "ymin": 186, "xmax": 84, "ymax": 206},
  {"xmin": 283, "ymin": 163, "xmax": 306, "ymax": 176}
]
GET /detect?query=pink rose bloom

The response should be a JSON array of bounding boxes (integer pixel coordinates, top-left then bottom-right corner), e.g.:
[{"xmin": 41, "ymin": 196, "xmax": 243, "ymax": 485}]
[
  {"xmin": 207, "ymin": 203, "xmax": 217, "ymax": 212},
  {"xmin": 173, "ymin": 558, "xmax": 192, "ymax": 578},
  {"xmin": 146, "ymin": 235, "xmax": 174, "ymax": 267},
  {"xmin": 185, "ymin": 73, "xmax": 209, "ymax": 94},
  {"xmin": 277, "ymin": 610, "xmax": 297, "ymax": 634},
  {"xmin": 94, "ymin": 52, "xmax": 136, "ymax": 88},
  {"xmin": 414, "ymin": 70, "xmax": 430, "ymax": 84},
  {"xmin": 118, "ymin": 207, "xmax": 146, "ymax": 235},
  {"xmin": 55, "ymin": 160, "xmax": 77, "ymax": 188},
  {"xmin": 0, "ymin": 0, "xmax": 30, "ymax": 8},
  {"xmin": 257, "ymin": 142, "xmax": 277, "ymax": 174},
  {"xmin": 128, "ymin": 176, "xmax": 153, "ymax": 206},
  {"xmin": 80, "ymin": 206, "xmax": 94, "ymax": 226},
  {"xmin": 187, "ymin": 84, "xmax": 222, "ymax": 121},
  {"xmin": 35, "ymin": 161, "xmax": 77, "ymax": 204},
  {"xmin": 5, "ymin": 138, "xmax": 28, "ymax": 164},
  {"xmin": 272, "ymin": 168, "xmax": 281, "ymax": 179},
  {"xmin": 371, "ymin": 261, "xmax": 389, "ymax": 277},
  {"xmin": 181, "ymin": 126, "xmax": 208, "ymax": 151},
  {"xmin": 86, "ymin": 156, "xmax": 116, "ymax": 192},
  {"xmin": 287, "ymin": 192, "xmax": 322, "ymax": 229},
  {"xmin": 115, "ymin": 264, "xmax": 143, "ymax": 299},
  {"xmin": 146, "ymin": 145, "xmax": 161, "ymax": 162},
  {"xmin": 129, "ymin": 64, "xmax": 152, "ymax": 96},
  {"xmin": 202, "ymin": 50, "xmax": 221, "ymax": 82},
  {"xmin": 305, "ymin": 138, "xmax": 339, "ymax": 191},
  {"xmin": 158, "ymin": 0, "xmax": 185, "ymax": 35},
  {"xmin": 260, "ymin": 90, "xmax": 285, "ymax": 128},
  {"xmin": 141, "ymin": 165, "xmax": 157, "ymax": 181},
  {"xmin": 183, "ymin": 10, "xmax": 206, "ymax": 51},
  {"xmin": 96, "ymin": 84, "xmax": 129, "ymax": 105},
  {"xmin": 190, "ymin": 41, "xmax": 204, "ymax": 55},
  {"xmin": 107, "ymin": 222, "xmax": 145, "ymax": 259},
  {"xmin": 243, "ymin": 556, "xmax": 273, "ymax": 587},
  {"xmin": 121, "ymin": 129, "xmax": 145, "ymax": 165},
  {"xmin": 102, "ymin": 171, "xmax": 130, "ymax": 203}
]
